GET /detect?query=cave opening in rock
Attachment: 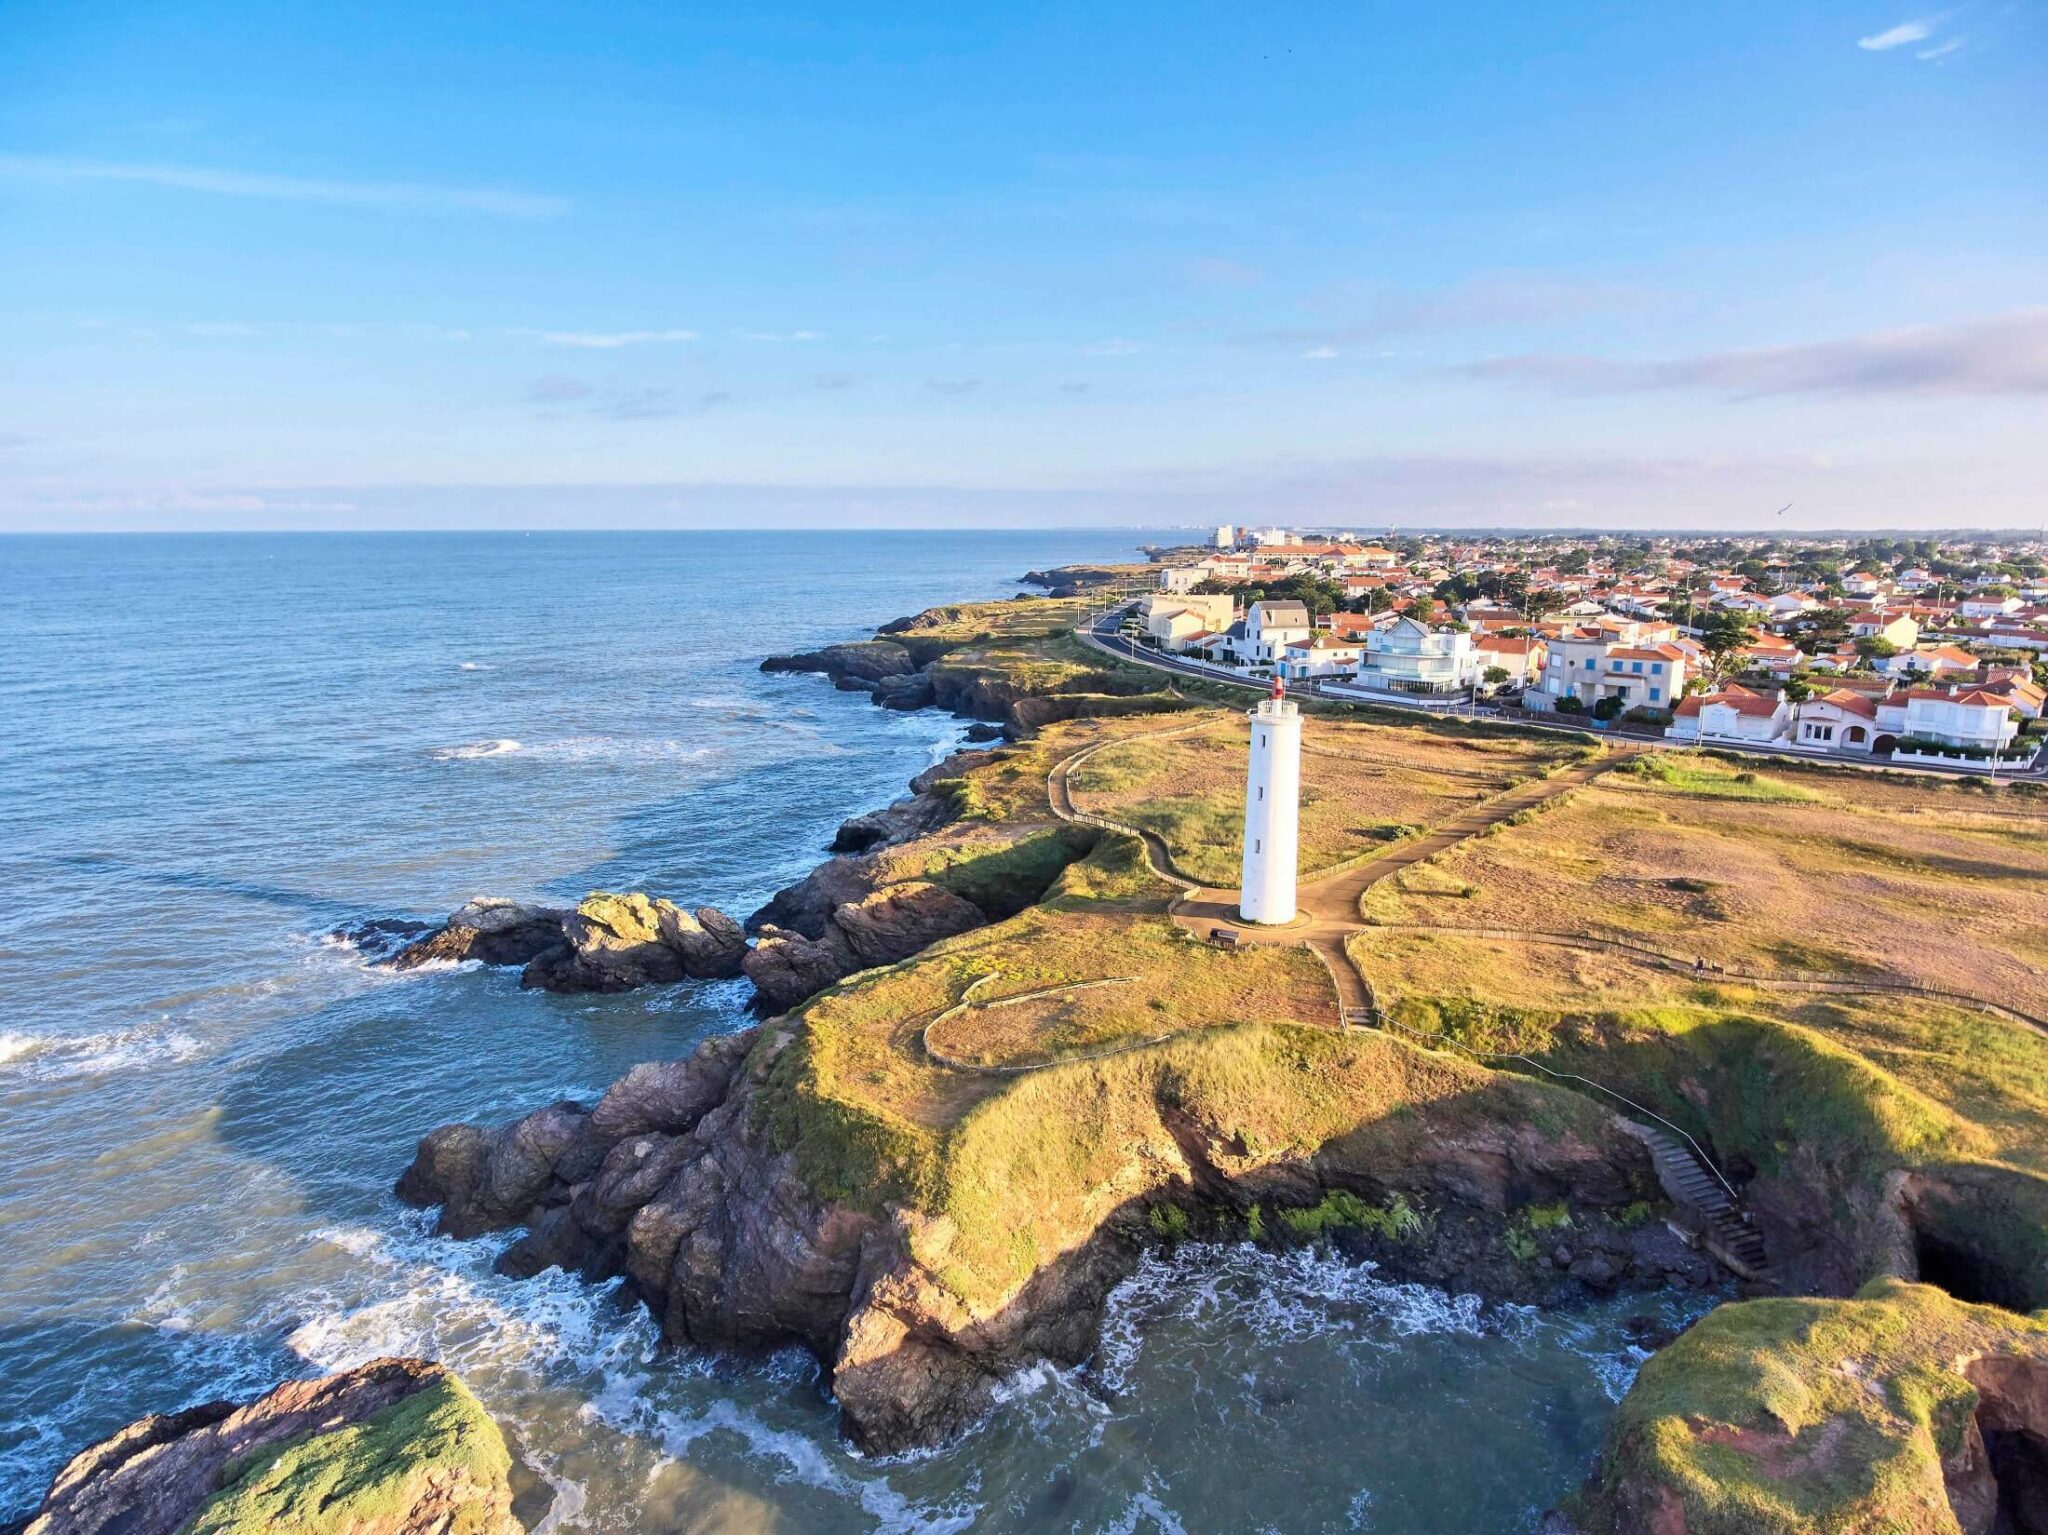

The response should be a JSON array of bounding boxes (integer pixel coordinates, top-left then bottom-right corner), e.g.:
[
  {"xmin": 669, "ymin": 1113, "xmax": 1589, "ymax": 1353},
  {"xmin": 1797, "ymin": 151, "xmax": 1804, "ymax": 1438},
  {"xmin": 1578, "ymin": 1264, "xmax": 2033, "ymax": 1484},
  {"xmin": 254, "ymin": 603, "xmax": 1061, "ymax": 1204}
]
[
  {"xmin": 1983, "ymin": 1427, "xmax": 2048, "ymax": 1535},
  {"xmin": 1915, "ymin": 1228, "xmax": 2028, "ymax": 1312}
]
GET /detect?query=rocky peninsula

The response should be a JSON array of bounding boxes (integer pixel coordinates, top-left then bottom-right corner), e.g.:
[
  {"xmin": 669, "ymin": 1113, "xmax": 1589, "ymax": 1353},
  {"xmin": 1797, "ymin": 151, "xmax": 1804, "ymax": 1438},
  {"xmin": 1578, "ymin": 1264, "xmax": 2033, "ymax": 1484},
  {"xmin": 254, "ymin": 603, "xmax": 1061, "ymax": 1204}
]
[{"xmin": 377, "ymin": 579, "xmax": 2048, "ymax": 1528}]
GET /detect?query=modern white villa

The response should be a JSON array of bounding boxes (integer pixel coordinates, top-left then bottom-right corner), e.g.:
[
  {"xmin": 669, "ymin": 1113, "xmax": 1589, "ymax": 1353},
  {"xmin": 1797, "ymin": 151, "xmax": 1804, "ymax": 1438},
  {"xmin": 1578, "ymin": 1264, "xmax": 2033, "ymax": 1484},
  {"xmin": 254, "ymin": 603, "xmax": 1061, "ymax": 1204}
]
[{"xmin": 1351, "ymin": 615, "xmax": 1477, "ymax": 693}]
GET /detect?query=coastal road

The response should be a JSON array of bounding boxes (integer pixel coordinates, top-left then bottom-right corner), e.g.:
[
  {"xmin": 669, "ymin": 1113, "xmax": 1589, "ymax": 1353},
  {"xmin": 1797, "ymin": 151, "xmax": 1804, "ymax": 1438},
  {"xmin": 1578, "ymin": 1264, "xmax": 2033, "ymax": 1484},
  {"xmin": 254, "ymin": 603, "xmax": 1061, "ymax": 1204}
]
[{"xmin": 1077, "ymin": 602, "xmax": 2047, "ymax": 782}]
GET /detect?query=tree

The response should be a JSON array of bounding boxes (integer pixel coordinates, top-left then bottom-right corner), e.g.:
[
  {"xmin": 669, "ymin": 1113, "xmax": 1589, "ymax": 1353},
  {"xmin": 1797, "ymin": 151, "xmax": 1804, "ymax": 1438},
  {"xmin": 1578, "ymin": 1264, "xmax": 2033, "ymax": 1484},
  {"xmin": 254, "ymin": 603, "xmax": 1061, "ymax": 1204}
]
[
  {"xmin": 1697, "ymin": 609, "xmax": 1757, "ymax": 671},
  {"xmin": 1592, "ymin": 696, "xmax": 1624, "ymax": 722},
  {"xmin": 1855, "ymin": 636, "xmax": 1900, "ymax": 661},
  {"xmin": 1483, "ymin": 665, "xmax": 1511, "ymax": 686}
]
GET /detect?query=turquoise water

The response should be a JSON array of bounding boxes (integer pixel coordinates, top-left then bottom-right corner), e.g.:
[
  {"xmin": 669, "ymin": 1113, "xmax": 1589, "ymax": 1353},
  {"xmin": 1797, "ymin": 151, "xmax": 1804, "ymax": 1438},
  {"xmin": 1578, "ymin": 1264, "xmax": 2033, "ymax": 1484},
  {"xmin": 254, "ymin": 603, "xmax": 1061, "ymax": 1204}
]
[{"xmin": 0, "ymin": 532, "xmax": 1701, "ymax": 1533}]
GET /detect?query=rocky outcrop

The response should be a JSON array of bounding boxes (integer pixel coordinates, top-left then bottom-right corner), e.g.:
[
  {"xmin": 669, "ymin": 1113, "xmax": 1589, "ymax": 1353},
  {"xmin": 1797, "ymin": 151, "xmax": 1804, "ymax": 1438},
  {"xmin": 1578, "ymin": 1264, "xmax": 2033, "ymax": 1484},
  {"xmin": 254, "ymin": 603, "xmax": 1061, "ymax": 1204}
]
[
  {"xmin": 1564, "ymin": 1279, "xmax": 2048, "ymax": 1535},
  {"xmin": 1018, "ymin": 564, "xmax": 1131, "ymax": 595},
  {"xmin": 759, "ymin": 640, "xmax": 917, "ymax": 684},
  {"xmin": 382, "ymin": 893, "xmax": 745, "ymax": 993},
  {"xmin": 522, "ymin": 894, "xmax": 748, "ymax": 993},
  {"xmin": 744, "ymin": 881, "xmax": 987, "ymax": 1012},
  {"xmin": 12, "ymin": 1358, "xmax": 519, "ymax": 1535},
  {"xmin": 388, "ymin": 897, "xmax": 569, "ymax": 970},
  {"xmin": 398, "ymin": 1024, "xmax": 1691, "ymax": 1456}
]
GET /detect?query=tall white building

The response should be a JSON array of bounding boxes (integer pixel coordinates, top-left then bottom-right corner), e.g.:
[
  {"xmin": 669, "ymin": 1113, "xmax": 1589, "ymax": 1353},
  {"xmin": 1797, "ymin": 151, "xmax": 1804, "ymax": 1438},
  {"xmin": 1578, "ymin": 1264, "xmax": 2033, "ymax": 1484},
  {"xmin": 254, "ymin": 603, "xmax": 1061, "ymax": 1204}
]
[
  {"xmin": 1214, "ymin": 524, "xmax": 1236, "ymax": 549},
  {"xmin": 1239, "ymin": 678, "xmax": 1302, "ymax": 924}
]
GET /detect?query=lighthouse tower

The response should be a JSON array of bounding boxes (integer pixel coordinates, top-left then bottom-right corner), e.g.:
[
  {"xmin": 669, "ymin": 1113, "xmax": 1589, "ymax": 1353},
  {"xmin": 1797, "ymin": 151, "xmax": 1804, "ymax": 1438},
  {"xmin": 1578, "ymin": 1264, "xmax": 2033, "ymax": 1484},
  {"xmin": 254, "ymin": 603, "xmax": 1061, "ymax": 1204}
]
[{"xmin": 1239, "ymin": 676, "xmax": 1302, "ymax": 924}]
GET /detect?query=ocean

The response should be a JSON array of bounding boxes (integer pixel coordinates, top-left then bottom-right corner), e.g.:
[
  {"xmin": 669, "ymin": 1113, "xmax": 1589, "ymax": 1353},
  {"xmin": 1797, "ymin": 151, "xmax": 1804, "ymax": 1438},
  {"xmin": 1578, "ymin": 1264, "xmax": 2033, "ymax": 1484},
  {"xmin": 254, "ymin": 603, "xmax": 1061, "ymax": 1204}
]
[{"xmin": 0, "ymin": 530, "xmax": 1700, "ymax": 1533}]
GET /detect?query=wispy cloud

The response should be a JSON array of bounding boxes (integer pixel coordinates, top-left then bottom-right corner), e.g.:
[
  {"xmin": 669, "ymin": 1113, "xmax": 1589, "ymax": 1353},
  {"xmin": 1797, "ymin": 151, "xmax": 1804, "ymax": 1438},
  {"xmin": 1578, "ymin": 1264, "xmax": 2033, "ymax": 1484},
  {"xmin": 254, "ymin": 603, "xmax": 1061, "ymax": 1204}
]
[
  {"xmin": 1303, "ymin": 346, "xmax": 1339, "ymax": 360},
  {"xmin": 925, "ymin": 377, "xmax": 981, "ymax": 395},
  {"xmin": 1082, "ymin": 337, "xmax": 1148, "ymax": 356},
  {"xmin": 525, "ymin": 377, "xmax": 733, "ymax": 420},
  {"xmin": 1237, "ymin": 274, "xmax": 1650, "ymax": 349},
  {"xmin": 538, "ymin": 328, "xmax": 698, "ymax": 348},
  {"xmin": 736, "ymin": 329, "xmax": 822, "ymax": 342},
  {"xmin": 807, "ymin": 372, "xmax": 860, "ymax": 390},
  {"xmin": 1454, "ymin": 310, "xmax": 2048, "ymax": 398},
  {"xmin": 1916, "ymin": 36, "xmax": 1967, "ymax": 60},
  {"xmin": 0, "ymin": 153, "xmax": 566, "ymax": 217},
  {"xmin": 1858, "ymin": 18, "xmax": 1938, "ymax": 50}
]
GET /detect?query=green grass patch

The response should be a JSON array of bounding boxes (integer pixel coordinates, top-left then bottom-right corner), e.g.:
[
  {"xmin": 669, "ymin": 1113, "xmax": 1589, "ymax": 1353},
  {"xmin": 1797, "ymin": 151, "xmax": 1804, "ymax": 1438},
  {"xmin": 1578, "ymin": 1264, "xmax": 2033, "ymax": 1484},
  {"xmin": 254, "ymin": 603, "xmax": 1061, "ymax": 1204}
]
[{"xmin": 186, "ymin": 1375, "xmax": 511, "ymax": 1535}]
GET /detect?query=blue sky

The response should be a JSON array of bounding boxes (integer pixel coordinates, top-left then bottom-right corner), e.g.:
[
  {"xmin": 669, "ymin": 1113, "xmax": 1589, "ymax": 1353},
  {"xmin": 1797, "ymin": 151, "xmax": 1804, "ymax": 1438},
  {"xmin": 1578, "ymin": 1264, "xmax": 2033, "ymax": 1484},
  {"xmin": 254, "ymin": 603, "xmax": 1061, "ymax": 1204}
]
[{"xmin": 2, "ymin": 2, "xmax": 2042, "ymax": 531}]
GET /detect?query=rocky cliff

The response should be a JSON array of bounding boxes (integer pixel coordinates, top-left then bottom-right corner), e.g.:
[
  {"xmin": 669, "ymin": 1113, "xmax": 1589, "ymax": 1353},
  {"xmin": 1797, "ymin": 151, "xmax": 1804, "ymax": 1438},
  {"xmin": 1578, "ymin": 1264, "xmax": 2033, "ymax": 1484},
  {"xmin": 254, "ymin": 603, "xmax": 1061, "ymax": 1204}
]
[
  {"xmin": 9, "ymin": 1358, "xmax": 520, "ymax": 1535},
  {"xmin": 396, "ymin": 1018, "xmax": 1696, "ymax": 1455}
]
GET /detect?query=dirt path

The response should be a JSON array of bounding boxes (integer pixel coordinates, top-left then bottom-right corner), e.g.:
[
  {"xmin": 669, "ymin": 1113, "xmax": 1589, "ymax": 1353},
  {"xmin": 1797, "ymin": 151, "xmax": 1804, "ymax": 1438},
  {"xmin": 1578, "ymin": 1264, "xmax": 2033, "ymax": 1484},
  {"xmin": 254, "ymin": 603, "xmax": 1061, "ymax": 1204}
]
[{"xmin": 1047, "ymin": 718, "xmax": 1644, "ymax": 1023}]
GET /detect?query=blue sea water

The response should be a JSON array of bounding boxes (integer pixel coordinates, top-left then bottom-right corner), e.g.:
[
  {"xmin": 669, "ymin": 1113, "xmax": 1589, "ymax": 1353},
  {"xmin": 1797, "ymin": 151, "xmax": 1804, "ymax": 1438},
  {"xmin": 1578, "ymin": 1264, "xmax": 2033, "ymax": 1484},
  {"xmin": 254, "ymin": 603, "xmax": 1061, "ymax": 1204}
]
[{"xmin": 0, "ymin": 531, "xmax": 1701, "ymax": 1533}]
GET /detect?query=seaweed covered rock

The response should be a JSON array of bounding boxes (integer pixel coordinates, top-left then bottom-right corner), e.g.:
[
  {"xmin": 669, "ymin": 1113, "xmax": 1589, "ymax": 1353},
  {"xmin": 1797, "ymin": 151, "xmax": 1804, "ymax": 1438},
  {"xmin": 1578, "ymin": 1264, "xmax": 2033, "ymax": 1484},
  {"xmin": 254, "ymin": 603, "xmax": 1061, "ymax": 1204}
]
[{"xmin": 14, "ymin": 1358, "xmax": 519, "ymax": 1535}]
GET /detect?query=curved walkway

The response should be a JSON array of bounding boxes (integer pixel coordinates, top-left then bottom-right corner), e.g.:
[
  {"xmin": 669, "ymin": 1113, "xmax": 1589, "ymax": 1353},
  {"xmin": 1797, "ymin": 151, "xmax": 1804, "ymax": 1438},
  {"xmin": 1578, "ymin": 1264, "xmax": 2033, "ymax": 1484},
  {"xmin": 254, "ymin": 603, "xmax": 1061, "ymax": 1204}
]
[{"xmin": 1044, "ymin": 711, "xmax": 1643, "ymax": 1021}]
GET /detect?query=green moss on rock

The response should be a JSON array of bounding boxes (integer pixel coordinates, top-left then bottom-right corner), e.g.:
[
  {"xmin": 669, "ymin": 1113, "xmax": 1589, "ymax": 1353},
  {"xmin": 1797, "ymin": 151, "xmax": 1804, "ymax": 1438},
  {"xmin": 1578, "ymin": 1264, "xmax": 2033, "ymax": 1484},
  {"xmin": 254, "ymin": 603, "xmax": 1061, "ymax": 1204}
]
[{"xmin": 184, "ymin": 1375, "xmax": 515, "ymax": 1535}]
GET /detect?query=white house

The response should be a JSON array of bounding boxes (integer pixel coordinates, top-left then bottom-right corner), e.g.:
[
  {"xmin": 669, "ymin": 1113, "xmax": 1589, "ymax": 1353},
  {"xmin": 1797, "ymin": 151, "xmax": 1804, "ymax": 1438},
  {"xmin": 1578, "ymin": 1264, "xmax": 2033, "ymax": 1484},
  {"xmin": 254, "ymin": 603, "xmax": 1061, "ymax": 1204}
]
[
  {"xmin": 1241, "ymin": 600, "xmax": 1313, "ymax": 666},
  {"xmin": 1666, "ymin": 685, "xmax": 1790, "ymax": 744},
  {"xmin": 1355, "ymin": 615, "xmax": 1477, "ymax": 693},
  {"xmin": 1141, "ymin": 592, "xmax": 1235, "ymax": 650},
  {"xmin": 1534, "ymin": 628, "xmax": 1688, "ymax": 713},
  {"xmin": 1279, "ymin": 634, "xmax": 1363, "ymax": 680},
  {"xmin": 1892, "ymin": 687, "xmax": 2020, "ymax": 754},
  {"xmin": 1794, "ymin": 688, "xmax": 1882, "ymax": 754},
  {"xmin": 1472, "ymin": 633, "xmax": 1544, "ymax": 686}
]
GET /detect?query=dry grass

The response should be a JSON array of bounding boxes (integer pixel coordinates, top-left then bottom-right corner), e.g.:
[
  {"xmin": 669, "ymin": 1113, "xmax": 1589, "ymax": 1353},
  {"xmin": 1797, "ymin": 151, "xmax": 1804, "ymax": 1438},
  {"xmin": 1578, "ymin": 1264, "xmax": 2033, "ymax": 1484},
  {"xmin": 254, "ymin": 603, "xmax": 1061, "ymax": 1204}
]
[
  {"xmin": 1356, "ymin": 775, "xmax": 2048, "ymax": 1015},
  {"xmin": 1068, "ymin": 710, "xmax": 1578, "ymax": 884},
  {"xmin": 794, "ymin": 905, "xmax": 1336, "ymax": 1130},
  {"xmin": 895, "ymin": 595, "xmax": 1101, "ymax": 646}
]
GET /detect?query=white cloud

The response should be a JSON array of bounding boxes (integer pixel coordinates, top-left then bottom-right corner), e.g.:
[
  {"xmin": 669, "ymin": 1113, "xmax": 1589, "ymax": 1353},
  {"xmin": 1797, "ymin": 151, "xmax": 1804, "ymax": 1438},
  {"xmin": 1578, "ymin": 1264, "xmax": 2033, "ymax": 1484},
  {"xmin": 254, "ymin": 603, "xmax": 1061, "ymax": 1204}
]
[
  {"xmin": 0, "ymin": 153, "xmax": 566, "ymax": 217},
  {"xmin": 1082, "ymin": 337, "xmax": 1148, "ymax": 355},
  {"xmin": 1916, "ymin": 37, "xmax": 1966, "ymax": 60},
  {"xmin": 1454, "ymin": 308, "xmax": 2048, "ymax": 398},
  {"xmin": 538, "ymin": 328, "xmax": 698, "ymax": 348},
  {"xmin": 737, "ymin": 329, "xmax": 822, "ymax": 342},
  {"xmin": 1857, "ymin": 17, "xmax": 1936, "ymax": 50},
  {"xmin": 1303, "ymin": 346, "xmax": 1339, "ymax": 360}
]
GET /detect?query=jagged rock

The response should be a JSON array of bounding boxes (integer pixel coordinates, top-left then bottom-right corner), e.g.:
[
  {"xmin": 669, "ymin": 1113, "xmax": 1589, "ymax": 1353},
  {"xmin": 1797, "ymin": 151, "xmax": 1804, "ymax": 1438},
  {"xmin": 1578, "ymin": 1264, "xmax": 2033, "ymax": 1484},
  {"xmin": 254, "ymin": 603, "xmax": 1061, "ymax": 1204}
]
[
  {"xmin": 13, "ymin": 1358, "xmax": 519, "ymax": 1535},
  {"xmin": 871, "ymin": 673, "xmax": 935, "ymax": 711},
  {"xmin": 747, "ymin": 856, "xmax": 878, "ymax": 939},
  {"xmin": 387, "ymin": 897, "xmax": 570, "ymax": 970},
  {"xmin": 760, "ymin": 640, "xmax": 917, "ymax": 683},
  {"xmin": 829, "ymin": 797, "xmax": 949, "ymax": 854},
  {"xmin": 394, "ymin": 1100, "xmax": 596, "ymax": 1239},
  {"xmin": 658, "ymin": 904, "xmax": 749, "ymax": 978},
  {"xmin": 516, "ymin": 894, "xmax": 749, "ymax": 992},
  {"xmin": 588, "ymin": 1031, "xmax": 754, "ymax": 1140},
  {"xmin": 831, "ymin": 881, "xmax": 985, "ymax": 969},
  {"xmin": 962, "ymin": 722, "xmax": 1005, "ymax": 742},
  {"xmin": 742, "ymin": 925, "xmax": 856, "ymax": 1013},
  {"xmin": 327, "ymin": 917, "xmax": 433, "ymax": 957}
]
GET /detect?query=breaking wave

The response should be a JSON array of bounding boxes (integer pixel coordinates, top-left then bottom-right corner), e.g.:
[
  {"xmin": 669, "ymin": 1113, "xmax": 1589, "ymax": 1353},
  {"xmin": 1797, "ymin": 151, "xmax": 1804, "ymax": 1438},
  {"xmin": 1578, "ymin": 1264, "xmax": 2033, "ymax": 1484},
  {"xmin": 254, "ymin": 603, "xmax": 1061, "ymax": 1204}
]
[
  {"xmin": 433, "ymin": 738, "xmax": 523, "ymax": 760},
  {"xmin": 0, "ymin": 1021, "xmax": 204, "ymax": 1080}
]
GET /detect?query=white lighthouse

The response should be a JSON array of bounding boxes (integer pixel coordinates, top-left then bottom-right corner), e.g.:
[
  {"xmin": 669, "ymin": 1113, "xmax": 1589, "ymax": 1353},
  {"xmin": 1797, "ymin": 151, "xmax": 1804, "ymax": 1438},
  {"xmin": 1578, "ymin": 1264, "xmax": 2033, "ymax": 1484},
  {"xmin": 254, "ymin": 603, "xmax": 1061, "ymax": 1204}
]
[{"xmin": 1239, "ymin": 676, "xmax": 1302, "ymax": 924}]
